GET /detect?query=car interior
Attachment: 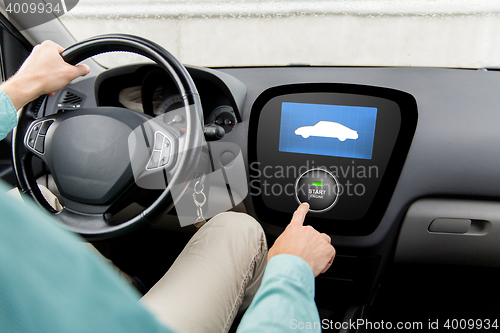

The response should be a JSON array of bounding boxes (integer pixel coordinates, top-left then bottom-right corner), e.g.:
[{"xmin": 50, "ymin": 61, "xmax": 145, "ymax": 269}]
[{"xmin": 2, "ymin": 1, "xmax": 500, "ymax": 332}]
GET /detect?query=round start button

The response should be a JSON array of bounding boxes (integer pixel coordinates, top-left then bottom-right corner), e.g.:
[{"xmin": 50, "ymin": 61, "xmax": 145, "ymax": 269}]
[{"xmin": 295, "ymin": 168, "xmax": 339, "ymax": 213}]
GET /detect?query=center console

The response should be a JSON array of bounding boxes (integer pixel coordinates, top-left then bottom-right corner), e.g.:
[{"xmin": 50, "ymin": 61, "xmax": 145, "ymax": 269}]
[{"xmin": 249, "ymin": 83, "xmax": 417, "ymax": 236}]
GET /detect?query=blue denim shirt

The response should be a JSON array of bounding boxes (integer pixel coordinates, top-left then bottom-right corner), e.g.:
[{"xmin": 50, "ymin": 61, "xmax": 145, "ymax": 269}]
[{"xmin": 0, "ymin": 90, "xmax": 320, "ymax": 332}]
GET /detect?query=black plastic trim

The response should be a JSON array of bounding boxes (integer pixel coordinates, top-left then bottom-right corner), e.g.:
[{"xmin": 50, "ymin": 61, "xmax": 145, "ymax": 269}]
[{"xmin": 0, "ymin": 13, "xmax": 32, "ymax": 52}]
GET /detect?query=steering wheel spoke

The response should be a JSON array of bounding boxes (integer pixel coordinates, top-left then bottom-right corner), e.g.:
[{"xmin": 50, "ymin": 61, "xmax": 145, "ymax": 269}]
[{"xmin": 55, "ymin": 208, "xmax": 142, "ymax": 239}]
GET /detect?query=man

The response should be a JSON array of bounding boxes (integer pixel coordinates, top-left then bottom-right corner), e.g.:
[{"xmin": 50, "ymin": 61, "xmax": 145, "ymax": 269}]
[{"xmin": 0, "ymin": 40, "xmax": 335, "ymax": 332}]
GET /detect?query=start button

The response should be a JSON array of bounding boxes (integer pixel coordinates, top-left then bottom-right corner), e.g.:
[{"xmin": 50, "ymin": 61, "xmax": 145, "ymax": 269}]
[{"xmin": 295, "ymin": 169, "xmax": 339, "ymax": 213}]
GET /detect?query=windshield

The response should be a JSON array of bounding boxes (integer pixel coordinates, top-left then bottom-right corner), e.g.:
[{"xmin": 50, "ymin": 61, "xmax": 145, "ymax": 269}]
[{"xmin": 59, "ymin": 0, "xmax": 500, "ymax": 69}]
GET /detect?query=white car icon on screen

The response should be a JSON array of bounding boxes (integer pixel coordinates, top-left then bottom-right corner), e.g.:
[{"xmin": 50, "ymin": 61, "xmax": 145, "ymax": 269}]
[{"xmin": 295, "ymin": 121, "xmax": 359, "ymax": 141}]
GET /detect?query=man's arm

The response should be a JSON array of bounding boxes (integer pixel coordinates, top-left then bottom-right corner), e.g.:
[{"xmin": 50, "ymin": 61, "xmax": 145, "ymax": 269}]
[
  {"xmin": 237, "ymin": 203, "xmax": 335, "ymax": 332},
  {"xmin": 0, "ymin": 41, "xmax": 176, "ymax": 333}
]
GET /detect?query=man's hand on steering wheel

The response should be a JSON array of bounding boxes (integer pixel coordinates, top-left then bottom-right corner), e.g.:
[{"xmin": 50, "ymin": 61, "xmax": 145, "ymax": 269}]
[{"xmin": 0, "ymin": 40, "xmax": 90, "ymax": 110}]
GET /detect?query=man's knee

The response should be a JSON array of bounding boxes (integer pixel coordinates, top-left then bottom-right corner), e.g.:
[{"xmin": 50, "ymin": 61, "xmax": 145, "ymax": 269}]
[
  {"xmin": 203, "ymin": 212, "xmax": 267, "ymax": 255},
  {"xmin": 208, "ymin": 212, "xmax": 264, "ymax": 236}
]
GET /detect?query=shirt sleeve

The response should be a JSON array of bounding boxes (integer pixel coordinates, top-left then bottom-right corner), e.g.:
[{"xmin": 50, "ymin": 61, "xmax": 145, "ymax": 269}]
[
  {"xmin": 0, "ymin": 89, "xmax": 18, "ymax": 140},
  {"xmin": 0, "ymin": 181, "xmax": 176, "ymax": 333},
  {"xmin": 236, "ymin": 254, "xmax": 321, "ymax": 333}
]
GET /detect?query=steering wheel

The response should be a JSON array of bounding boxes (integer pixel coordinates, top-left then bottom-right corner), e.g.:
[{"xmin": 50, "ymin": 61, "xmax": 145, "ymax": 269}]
[{"xmin": 12, "ymin": 34, "xmax": 203, "ymax": 240}]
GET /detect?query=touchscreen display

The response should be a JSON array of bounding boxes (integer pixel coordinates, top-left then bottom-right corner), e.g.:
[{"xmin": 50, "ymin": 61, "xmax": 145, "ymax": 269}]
[{"xmin": 279, "ymin": 102, "xmax": 378, "ymax": 159}]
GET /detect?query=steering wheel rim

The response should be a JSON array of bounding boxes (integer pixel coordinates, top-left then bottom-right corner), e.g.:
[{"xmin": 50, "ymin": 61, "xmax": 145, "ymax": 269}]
[{"xmin": 12, "ymin": 34, "xmax": 204, "ymax": 240}]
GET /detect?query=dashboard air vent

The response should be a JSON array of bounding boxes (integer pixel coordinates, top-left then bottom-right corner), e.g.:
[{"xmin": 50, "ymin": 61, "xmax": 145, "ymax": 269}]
[{"xmin": 57, "ymin": 89, "xmax": 85, "ymax": 112}]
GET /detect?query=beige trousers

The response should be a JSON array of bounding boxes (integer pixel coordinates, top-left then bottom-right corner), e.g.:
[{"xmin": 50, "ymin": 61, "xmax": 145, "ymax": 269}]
[
  {"xmin": 8, "ymin": 187, "xmax": 268, "ymax": 333},
  {"xmin": 141, "ymin": 212, "xmax": 268, "ymax": 333}
]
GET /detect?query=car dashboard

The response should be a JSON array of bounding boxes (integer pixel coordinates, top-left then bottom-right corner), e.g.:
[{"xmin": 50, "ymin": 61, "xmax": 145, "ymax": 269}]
[{"xmin": 41, "ymin": 63, "xmax": 500, "ymax": 308}]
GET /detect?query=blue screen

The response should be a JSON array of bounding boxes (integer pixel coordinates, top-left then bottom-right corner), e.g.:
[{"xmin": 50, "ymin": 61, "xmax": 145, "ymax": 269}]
[{"xmin": 279, "ymin": 102, "xmax": 378, "ymax": 160}]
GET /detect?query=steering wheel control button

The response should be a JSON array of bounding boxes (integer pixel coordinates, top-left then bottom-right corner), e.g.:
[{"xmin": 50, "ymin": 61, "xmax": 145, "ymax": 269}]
[
  {"xmin": 146, "ymin": 131, "xmax": 172, "ymax": 170},
  {"xmin": 159, "ymin": 148, "xmax": 170, "ymax": 167},
  {"xmin": 28, "ymin": 126, "xmax": 39, "ymax": 147},
  {"xmin": 147, "ymin": 151, "xmax": 161, "ymax": 169},
  {"xmin": 34, "ymin": 136, "xmax": 45, "ymax": 154},
  {"xmin": 39, "ymin": 120, "xmax": 54, "ymax": 135},
  {"xmin": 154, "ymin": 132, "xmax": 164, "ymax": 150},
  {"xmin": 295, "ymin": 169, "xmax": 339, "ymax": 213},
  {"xmin": 26, "ymin": 120, "xmax": 54, "ymax": 153},
  {"xmin": 28, "ymin": 132, "xmax": 37, "ymax": 148}
]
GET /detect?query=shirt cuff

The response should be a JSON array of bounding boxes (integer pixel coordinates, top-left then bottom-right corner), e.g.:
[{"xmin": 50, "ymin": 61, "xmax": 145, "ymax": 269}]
[
  {"xmin": 0, "ymin": 89, "xmax": 18, "ymax": 140},
  {"xmin": 265, "ymin": 254, "xmax": 315, "ymax": 298}
]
